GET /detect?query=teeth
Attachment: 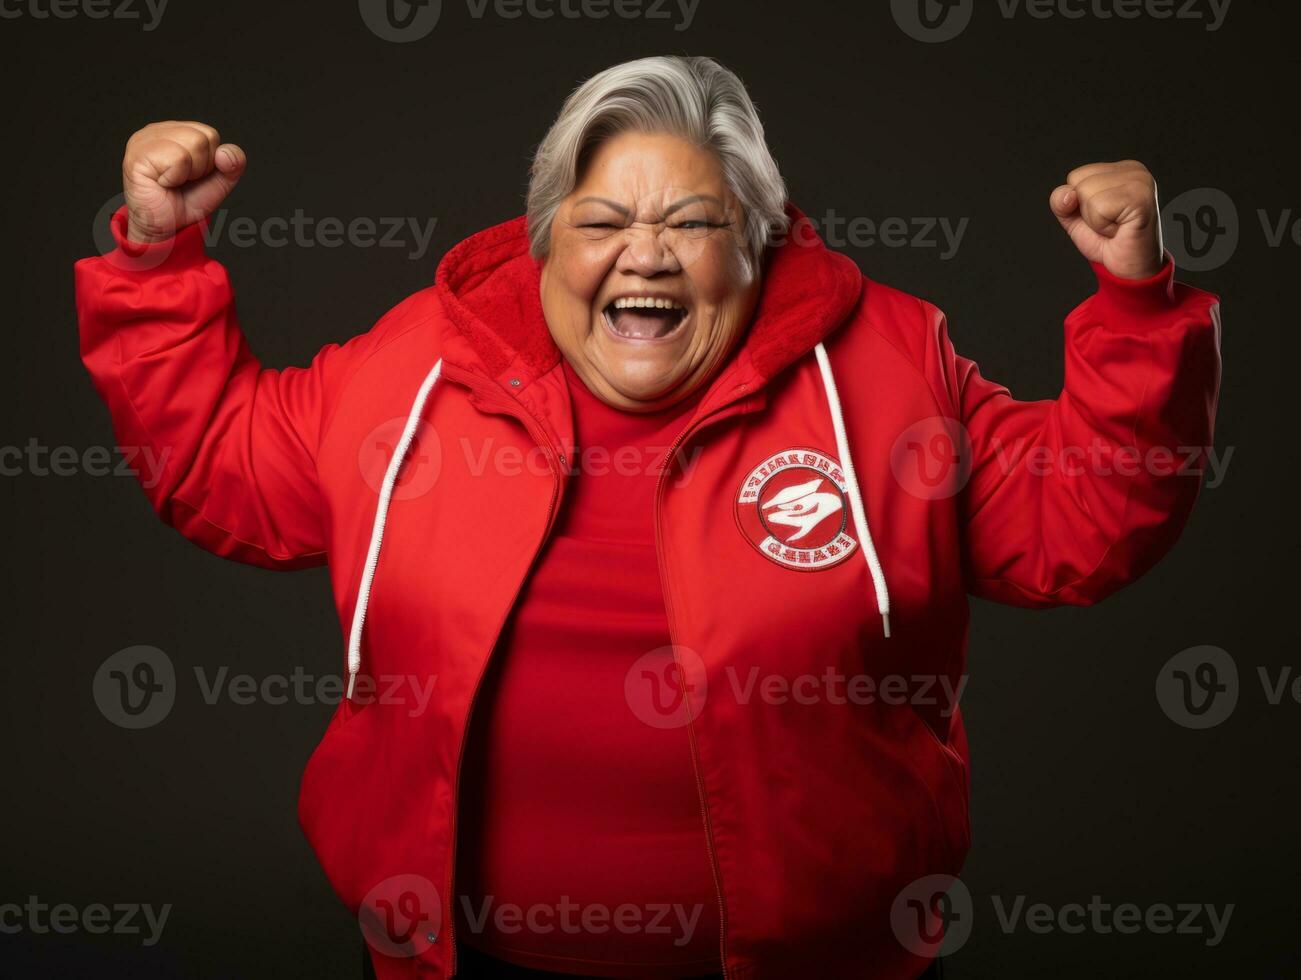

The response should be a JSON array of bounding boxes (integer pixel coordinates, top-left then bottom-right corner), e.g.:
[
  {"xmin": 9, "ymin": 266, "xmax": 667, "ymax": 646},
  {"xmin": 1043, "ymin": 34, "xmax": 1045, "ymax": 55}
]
[{"xmin": 610, "ymin": 296, "xmax": 685, "ymax": 311}]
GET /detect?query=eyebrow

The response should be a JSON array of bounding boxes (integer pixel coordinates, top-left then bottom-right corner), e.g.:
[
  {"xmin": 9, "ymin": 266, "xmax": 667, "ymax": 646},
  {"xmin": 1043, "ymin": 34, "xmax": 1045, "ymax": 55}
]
[
  {"xmin": 572, "ymin": 194, "xmax": 725, "ymax": 219},
  {"xmin": 573, "ymin": 196, "xmax": 631, "ymax": 217}
]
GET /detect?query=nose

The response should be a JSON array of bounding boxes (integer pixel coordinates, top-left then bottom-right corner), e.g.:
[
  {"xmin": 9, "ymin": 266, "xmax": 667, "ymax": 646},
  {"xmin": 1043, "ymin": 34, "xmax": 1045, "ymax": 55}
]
[{"xmin": 615, "ymin": 223, "xmax": 683, "ymax": 277}]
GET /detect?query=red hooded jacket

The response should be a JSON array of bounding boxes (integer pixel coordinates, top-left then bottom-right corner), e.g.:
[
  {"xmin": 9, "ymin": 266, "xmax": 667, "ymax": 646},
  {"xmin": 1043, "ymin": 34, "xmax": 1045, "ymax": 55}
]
[{"xmin": 75, "ymin": 203, "xmax": 1221, "ymax": 979}]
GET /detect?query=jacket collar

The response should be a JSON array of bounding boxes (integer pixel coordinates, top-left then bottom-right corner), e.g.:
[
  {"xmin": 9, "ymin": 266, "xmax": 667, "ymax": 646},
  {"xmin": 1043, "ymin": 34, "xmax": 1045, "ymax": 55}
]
[{"xmin": 433, "ymin": 202, "xmax": 864, "ymax": 406}]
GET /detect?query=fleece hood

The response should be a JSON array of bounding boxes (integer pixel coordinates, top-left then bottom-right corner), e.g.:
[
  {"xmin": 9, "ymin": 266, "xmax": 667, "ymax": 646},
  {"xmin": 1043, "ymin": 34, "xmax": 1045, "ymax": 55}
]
[{"xmin": 431, "ymin": 202, "xmax": 865, "ymax": 396}]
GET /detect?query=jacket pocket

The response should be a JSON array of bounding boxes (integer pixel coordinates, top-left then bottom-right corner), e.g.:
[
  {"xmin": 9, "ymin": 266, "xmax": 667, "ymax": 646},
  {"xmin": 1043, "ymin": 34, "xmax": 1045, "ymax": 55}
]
[
  {"xmin": 900, "ymin": 701, "xmax": 971, "ymax": 875},
  {"xmin": 296, "ymin": 697, "xmax": 383, "ymax": 910}
]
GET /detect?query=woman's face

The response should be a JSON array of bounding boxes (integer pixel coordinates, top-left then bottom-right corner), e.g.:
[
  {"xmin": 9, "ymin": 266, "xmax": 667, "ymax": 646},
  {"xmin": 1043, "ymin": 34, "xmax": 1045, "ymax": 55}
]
[{"xmin": 540, "ymin": 130, "xmax": 762, "ymax": 411}]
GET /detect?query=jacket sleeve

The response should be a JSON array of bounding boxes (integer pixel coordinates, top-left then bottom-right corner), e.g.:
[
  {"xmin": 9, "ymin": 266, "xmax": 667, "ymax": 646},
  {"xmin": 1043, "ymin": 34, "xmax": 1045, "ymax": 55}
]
[
  {"xmin": 940, "ymin": 254, "xmax": 1222, "ymax": 607},
  {"xmin": 75, "ymin": 206, "xmax": 373, "ymax": 570}
]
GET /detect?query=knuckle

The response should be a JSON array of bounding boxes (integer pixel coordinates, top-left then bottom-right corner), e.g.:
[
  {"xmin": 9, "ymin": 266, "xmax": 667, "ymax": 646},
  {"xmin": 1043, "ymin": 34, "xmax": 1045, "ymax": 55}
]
[
  {"xmin": 177, "ymin": 127, "xmax": 210, "ymax": 152},
  {"xmin": 146, "ymin": 140, "xmax": 189, "ymax": 169},
  {"xmin": 127, "ymin": 122, "xmax": 161, "ymax": 143},
  {"xmin": 1121, "ymin": 159, "xmax": 1153, "ymax": 180},
  {"xmin": 185, "ymin": 120, "xmax": 220, "ymax": 142}
]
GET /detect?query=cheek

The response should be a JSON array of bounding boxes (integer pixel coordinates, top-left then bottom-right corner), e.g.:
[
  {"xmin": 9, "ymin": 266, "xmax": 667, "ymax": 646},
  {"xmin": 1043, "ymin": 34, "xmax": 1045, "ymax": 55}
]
[
  {"xmin": 695, "ymin": 238, "xmax": 755, "ymax": 300},
  {"xmin": 688, "ymin": 243, "xmax": 758, "ymax": 333},
  {"xmin": 541, "ymin": 243, "xmax": 614, "ymax": 354},
  {"xmin": 551, "ymin": 243, "xmax": 612, "ymax": 308}
]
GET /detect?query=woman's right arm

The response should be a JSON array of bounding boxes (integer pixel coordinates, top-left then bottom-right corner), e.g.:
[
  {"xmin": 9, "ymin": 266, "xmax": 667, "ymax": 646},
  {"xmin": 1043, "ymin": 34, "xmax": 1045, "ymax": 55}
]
[{"xmin": 75, "ymin": 122, "xmax": 372, "ymax": 570}]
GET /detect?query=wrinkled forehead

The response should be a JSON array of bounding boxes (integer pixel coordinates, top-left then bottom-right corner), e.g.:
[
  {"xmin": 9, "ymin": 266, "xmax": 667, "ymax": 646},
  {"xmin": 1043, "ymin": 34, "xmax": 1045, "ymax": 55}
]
[
  {"xmin": 570, "ymin": 190, "xmax": 735, "ymax": 224},
  {"xmin": 569, "ymin": 133, "xmax": 739, "ymax": 219}
]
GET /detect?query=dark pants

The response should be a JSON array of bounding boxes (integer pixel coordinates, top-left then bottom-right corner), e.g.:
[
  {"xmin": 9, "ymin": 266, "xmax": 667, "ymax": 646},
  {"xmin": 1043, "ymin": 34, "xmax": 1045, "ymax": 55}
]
[{"xmin": 363, "ymin": 943, "xmax": 944, "ymax": 978}]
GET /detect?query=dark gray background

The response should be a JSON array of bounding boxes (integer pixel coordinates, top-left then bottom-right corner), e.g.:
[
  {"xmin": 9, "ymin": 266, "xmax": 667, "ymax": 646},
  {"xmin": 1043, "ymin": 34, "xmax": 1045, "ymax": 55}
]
[{"xmin": 1, "ymin": 0, "xmax": 1295, "ymax": 976}]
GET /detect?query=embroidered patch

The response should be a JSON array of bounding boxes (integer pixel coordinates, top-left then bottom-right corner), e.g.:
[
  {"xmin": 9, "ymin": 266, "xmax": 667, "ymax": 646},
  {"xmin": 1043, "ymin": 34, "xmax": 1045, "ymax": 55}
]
[{"xmin": 735, "ymin": 447, "xmax": 859, "ymax": 571}]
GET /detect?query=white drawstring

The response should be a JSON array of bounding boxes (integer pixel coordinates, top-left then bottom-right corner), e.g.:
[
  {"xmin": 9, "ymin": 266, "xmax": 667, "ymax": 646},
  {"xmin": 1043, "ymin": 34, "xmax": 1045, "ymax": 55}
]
[
  {"xmin": 346, "ymin": 358, "xmax": 444, "ymax": 699},
  {"xmin": 814, "ymin": 342, "xmax": 892, "ymax": 638},
  {"xmin": 345, "ymin": 345, "xmax": 888, "ymax": 697}
]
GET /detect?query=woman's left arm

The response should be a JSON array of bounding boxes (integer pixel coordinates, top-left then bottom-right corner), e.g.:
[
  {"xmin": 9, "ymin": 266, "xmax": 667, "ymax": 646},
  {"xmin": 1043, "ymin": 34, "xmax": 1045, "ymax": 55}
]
[{"xmin": 948, "ymin": 161, "xmax": 1223, "ymax": 606}]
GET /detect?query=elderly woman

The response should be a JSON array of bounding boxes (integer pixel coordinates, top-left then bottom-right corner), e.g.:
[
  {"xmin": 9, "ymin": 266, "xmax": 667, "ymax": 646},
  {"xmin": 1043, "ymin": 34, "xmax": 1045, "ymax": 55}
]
[{"xmin": 76, "ymin": 56, "xmax": 1219, "ymax": 980}]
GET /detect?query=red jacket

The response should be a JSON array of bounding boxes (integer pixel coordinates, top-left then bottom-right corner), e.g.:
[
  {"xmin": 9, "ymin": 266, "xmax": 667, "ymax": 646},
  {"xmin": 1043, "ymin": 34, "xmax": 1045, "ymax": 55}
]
[{"xmin": 75, "ymin": 203, "xmax": 1221, "ymax": 979}]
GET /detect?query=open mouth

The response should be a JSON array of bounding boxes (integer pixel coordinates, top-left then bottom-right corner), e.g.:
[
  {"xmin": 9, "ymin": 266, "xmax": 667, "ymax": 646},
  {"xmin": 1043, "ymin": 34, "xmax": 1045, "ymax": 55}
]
[{"xmin": 601, "ymin": 295, "xmax": 689, "ymax": 342}]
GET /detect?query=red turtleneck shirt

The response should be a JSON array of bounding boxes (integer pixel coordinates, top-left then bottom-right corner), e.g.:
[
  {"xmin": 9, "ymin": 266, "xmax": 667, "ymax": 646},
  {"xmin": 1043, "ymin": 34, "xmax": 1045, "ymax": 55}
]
[{"xmin": 454, "ymin": 358, "xmax": 722, "ymax": 977}]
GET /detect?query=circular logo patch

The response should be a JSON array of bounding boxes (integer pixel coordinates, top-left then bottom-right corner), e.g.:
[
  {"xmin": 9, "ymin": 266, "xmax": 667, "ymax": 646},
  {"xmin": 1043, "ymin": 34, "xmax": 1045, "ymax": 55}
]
[{"xmin": 735, "ymin": 448, "xmax": 859, "ymax": 571}]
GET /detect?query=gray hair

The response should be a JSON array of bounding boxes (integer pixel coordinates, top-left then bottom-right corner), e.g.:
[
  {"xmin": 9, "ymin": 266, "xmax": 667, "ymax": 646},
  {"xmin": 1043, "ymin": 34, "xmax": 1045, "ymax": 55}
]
[{"xmin": 526, "ymin": 55, "xmax": 789, "ymax": 261}]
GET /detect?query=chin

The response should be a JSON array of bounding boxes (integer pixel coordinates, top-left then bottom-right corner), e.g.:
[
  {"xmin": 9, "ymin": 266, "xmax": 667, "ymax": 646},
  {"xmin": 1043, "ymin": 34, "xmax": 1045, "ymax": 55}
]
[
  {"xmin": 607, "ymin": 369, "xmax": 681, "ymax": 404},
  {"xmin": 584, "ymin": 336, "xmax": 689, "ymax": 399}
]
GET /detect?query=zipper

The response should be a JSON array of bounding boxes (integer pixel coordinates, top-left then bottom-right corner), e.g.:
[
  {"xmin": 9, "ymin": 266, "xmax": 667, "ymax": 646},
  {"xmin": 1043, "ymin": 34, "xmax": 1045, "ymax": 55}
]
[
  {"xmin": 437, "ymin": 366, "xmax": 567, "ymax": 977},
  {"xmin": 652, "ymin": 387, "xmax": 762, "ymax": 980},
  {"xmin": 438, "ymin": 363, "xmax": 759, "ymax": 978}
]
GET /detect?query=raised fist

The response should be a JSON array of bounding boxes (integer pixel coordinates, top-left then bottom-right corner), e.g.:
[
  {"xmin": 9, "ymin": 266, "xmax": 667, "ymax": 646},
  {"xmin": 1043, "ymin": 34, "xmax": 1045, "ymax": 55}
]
[
  {"xmin": 122, "ymin": 121, "xmax": 246, "ymax": 243},
  {"xmin": 1051, "ymin": 160, "xmax": 1165, "ymax": 280}
]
